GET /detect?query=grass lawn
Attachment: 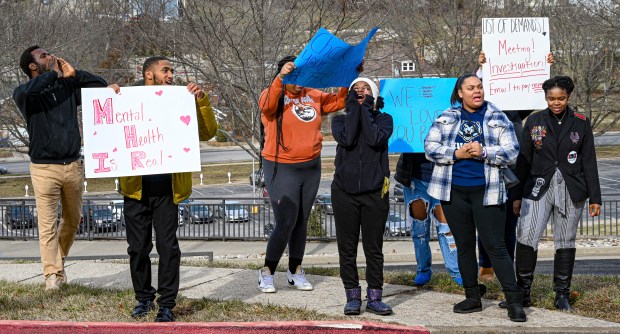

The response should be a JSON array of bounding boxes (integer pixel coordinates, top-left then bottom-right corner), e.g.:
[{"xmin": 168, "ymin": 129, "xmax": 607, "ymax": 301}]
[
  {"xmin": 0, "ymin": 263, "xmax": 618, "ymax": 323},
  {"xmin": 0, "ymin": 279, "xmax": 342, "ymax": 322}
]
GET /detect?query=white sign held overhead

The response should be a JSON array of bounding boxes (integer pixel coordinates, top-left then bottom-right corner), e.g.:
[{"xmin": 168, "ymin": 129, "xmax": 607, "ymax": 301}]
[
  {"xmin": 81, "ymin": 86, "xmax": 201, "ymax": 178},
  {"xmin": 481, "ymin": 17, "xmax": 551, "ymax": 110}
]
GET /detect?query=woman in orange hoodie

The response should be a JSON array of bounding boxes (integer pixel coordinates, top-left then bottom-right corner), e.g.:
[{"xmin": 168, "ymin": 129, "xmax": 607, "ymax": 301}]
[{"xmin": 257, "ymin": 56, "xmax": 348, "ymax": 293}]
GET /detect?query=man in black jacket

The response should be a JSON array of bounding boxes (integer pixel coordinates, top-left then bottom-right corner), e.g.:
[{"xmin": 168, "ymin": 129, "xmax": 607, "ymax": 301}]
[{"xmin": 13, "ymin": 45, "xmax": 108, "ymax": 291}]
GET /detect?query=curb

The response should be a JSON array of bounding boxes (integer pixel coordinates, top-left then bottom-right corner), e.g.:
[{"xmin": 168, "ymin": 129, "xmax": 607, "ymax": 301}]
[{"xmin": 0, "ymin": 320, "xmax": 428, "ymax": 334}]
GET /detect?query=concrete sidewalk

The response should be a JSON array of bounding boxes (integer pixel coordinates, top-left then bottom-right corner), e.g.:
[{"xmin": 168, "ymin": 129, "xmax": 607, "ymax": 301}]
[{"xmin": 0, "ymin": 239, "xmax": 619, "ymax": 333}]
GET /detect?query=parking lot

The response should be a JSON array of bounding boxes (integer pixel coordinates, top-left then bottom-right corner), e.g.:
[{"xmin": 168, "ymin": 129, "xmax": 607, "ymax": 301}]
[{"xmin": 1, "ymin": 156, "xmax": 619, "ymax": 241}]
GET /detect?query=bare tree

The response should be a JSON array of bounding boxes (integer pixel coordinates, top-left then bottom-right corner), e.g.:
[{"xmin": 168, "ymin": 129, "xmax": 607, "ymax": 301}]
[
  {"xmin": 0, "ymin": 0, "xmax": 618, "ymax": 155},
  {"xmin": 545, "ymin": 0, "xmax": 620, "ymax": 134},
  {"xmin": 132, "ymin": 0, "xmax": 382, "ymax": 160}
]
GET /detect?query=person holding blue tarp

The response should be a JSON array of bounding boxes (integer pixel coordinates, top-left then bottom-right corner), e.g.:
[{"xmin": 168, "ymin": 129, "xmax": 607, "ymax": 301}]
[{"xmin": 257, "ymin": 56, "xmax": 355, "ymax": 294}]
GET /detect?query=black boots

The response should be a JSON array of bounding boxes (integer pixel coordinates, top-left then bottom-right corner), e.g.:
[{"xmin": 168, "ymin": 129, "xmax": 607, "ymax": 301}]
[
  {"xmin": 554, "ymin": 248, "xmax": 576, "ymax": 312},
  {"xmin": 344, "ymin": 287, "xmax": 362, "ymax": 315},
  {"xmin": 504, "ymin": 290, "xmax": 527, "ymax": 322},
  {"xmin": 453, "ymin": 284, "xmax": 486, "ymax": 313},
  {"xmin": 515, "ymin": 242, "xmax": 537, "ymax": 307}
]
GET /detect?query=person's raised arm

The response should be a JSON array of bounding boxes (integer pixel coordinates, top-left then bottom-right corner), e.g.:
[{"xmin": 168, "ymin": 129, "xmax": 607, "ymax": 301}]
[
  {"xmin": 332, "ymin": 89, "xmax": 362, "ymax": 148},
  {"xmin": 187, "ymin": 82, "xmax": 218, "ymax": 141},
  {"xmin": 259, "ymin": 62, "xmax": 295, "ymax": 117},
  {"xmin": 59, "ymin": 58, "xmax": 107, "ymax": 89}
]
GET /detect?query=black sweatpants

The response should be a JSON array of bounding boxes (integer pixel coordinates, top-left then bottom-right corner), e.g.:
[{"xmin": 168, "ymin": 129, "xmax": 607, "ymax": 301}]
[
  {"xmin": 332, "ymin": 183, "xmax": 389, "ymax": 290},
  {"xmin": 442, "ymin": 185, "xmax": 518, "ymax": 292},
  {"xmin": 263, "ymin": 157, "xmax": 321, "ymax": 267},
  {"xmin": 124, "ymin": 177, "xmax": 181, "ymax": 308}
]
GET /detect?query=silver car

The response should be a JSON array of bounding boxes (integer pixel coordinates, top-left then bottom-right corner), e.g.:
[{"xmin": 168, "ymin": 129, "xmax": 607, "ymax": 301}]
[
  {"xmin": 217, "ymin": 201, "xmax": 249, "ymax": 222},
  {"xmin": 385, "ymin": 213, "xmax": 411, "ymax": 236}
]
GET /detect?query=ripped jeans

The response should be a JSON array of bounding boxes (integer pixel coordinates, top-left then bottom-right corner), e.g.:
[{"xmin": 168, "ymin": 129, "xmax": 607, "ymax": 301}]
[{"xmin": 403, "ymin": 178, "xmax": 461, "ymax": 279}]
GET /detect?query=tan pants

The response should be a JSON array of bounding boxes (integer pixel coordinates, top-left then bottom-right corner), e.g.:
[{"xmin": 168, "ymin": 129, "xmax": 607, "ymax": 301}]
[{"xmin": 30, "ymin": 160, "xmax": 84, "ymax": 278}]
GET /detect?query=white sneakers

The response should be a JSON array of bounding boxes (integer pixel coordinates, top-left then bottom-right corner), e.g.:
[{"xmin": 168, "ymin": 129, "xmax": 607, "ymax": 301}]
[
  {"xmin": 286, "ymin": 265, "xmax": 313, "ymax": 291},
  {"xmin": 258, "ymin": 267, "xmax": 276, "ymax": 293},
  {"xmin": 258, "ymin": 265, "xmax": 314, "ymax": 293}
]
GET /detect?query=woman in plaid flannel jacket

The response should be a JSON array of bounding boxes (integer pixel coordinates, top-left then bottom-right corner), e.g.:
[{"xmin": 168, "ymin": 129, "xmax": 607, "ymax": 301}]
[{"xmin": 423, "ymin": 74, "xmax": 525, "ymax": 322}]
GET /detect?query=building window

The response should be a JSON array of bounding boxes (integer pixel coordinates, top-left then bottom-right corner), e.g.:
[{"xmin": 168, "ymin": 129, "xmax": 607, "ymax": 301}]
[{"xmin": 401, "ymin": 61, "xmax": 415, "ymax": 72}]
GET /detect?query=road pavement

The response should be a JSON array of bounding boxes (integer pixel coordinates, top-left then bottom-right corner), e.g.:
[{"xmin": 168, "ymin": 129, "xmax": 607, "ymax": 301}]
[{"xmin": 1, "ymin": 132, "xmax": 619, "ymax": 175}]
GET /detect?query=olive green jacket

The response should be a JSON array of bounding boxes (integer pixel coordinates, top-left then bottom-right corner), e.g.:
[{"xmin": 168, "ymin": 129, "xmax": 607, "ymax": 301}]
[{"xmin": 119, "ymin": 93, "xmax": 218, "ymax": 204}]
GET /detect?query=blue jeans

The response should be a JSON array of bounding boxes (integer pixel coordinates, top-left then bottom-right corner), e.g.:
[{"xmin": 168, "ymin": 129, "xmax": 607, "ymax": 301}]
[{"xmin": 403, "ymin": 179, "xmax": 461, "ymax": 279}]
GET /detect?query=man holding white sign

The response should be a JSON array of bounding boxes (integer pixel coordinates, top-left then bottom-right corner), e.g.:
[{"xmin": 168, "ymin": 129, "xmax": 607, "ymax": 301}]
[{"xmin": 118, "ymin": 56, "xmax": 218, "ymax": 322}]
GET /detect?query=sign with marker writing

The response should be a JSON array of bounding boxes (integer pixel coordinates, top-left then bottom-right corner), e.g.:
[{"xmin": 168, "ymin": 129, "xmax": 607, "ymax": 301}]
[
  {"xmin": 380, "ymin": 78, "xmax": 457, "ymax": 153},
  {"xmin": 81, "ymin": 86, "xmax": 201, "ymax": 178},
  {"xmin": 481, "ymin": 17, "xmax": 550, "ymax": 110},
  {"xmin": 283, "ymin": 27, "xmax": 379, "ymax": 88}
]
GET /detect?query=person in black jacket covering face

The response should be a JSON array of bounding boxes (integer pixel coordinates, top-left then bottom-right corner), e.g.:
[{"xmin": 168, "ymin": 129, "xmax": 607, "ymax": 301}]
[
  {"xmin": 513, "ymin": 76, "xmax": 601, "ymax": 312},
  {"xmin": 331, "ymin": 78, "xmax": 393, "ymax": 316},
  {"xmin": 13, "ymin": 45, "xmax": 109, "ymax": 291}
]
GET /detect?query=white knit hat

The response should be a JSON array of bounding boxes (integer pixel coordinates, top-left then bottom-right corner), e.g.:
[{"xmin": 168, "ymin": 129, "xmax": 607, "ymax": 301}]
[{"xmin": 349, "ymin": 77, "xmax": 379, "ymax": 100}]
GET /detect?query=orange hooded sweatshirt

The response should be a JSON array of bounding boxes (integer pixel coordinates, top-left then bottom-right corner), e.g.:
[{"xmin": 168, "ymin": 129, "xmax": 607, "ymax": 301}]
[{"xmin": 259, "ymin": 76, "xmax": 347, "ymax": 163}]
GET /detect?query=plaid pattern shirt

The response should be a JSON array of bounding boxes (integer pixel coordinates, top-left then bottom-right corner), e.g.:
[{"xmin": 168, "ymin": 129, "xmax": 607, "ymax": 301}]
[{"xmin": 424, "ymin": 102, "xmax": 519, "ymax": 206}]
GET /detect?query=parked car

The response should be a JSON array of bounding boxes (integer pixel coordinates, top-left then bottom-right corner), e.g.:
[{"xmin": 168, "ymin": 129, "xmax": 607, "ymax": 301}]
[
  {"xmin": 89, "ymin": 207, "xmax": 119, "ymax": 232},
  {"xmin": 5, "ymin": 205, "xmax": 36, "ymax": 229},
  {"xmin": 108, "ymin": 200, "xmax": 125, "ymax": 226},
  {"xmin": 178, "ymin": 199, "xmax": 192, "ymax": 226},
  {"xmin": 249, "ymin": 169, "xmax": 265, "ymax": 187},
  {"xmin": 181, "ymin": 201, "xmax": 216, "ymax": 224},
  {"xmin": 0, "ymin": 165, "xmax": 8, "ymax": 174},
  {"xmin": 385, "ymin": 213, "xmax": 411, "ymax": 237},
  {"xmin": 56, "ymin": 208, "xmax": 85, "ymax": 235},
  {"xmin": 393, "ymin": 183, "xmax": 404, "ymax": 202},
  {"xmin": 215, "ymin": 201, "xmax": 249, "ymax": 222},
  {"xmin": 314, "ymin": 194, "xmax": 333, "ymax": 214}
]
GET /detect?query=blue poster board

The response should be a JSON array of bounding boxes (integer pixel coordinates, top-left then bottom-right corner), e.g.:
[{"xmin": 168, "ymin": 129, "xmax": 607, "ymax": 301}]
[
  {"xmin": 283, "ymin": 27, "xmax": 379, "ymax": 88},
  {"xmin": 380, "ymin": 78, "xmax": 457, "ymax": 153}
]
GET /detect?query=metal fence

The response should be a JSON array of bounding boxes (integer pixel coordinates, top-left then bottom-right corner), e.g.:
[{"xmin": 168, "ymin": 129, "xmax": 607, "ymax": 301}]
[{"xmin": 0, "ymin": 196, "xmax": 618, "ymax": 241}]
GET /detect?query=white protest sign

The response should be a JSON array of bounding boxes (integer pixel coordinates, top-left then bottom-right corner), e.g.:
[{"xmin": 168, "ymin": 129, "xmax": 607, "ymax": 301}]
[
  {"xmin": 482, "ymin": 17, "xmax": 550, "ymax": 110},
  {"xmin": 81, "ymin": 86, "xmax": 201, "ymax": 178}
]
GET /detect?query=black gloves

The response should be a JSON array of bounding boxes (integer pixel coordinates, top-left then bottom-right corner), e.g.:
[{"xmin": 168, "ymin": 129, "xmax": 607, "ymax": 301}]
[
  {"xmin": 375, "ymin": 96, "xmax": 384, "ymax": 111},
  {"xmin": 346, "ymin": 88, "xmax": 362, "ymax": 112}
]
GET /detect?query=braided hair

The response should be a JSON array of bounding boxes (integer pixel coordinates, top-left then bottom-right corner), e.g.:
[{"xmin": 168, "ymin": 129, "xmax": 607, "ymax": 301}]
[
  {"xmin": 274, "ymin": 56, "xmax": 296, "ymax": 156},
  {"xmin": 542, "ymin": 76, "xmax": 575, "ymax": 95},
  {"xmin": 260, "ymin": 56, "xmax": 297, "ymax": 182}
]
